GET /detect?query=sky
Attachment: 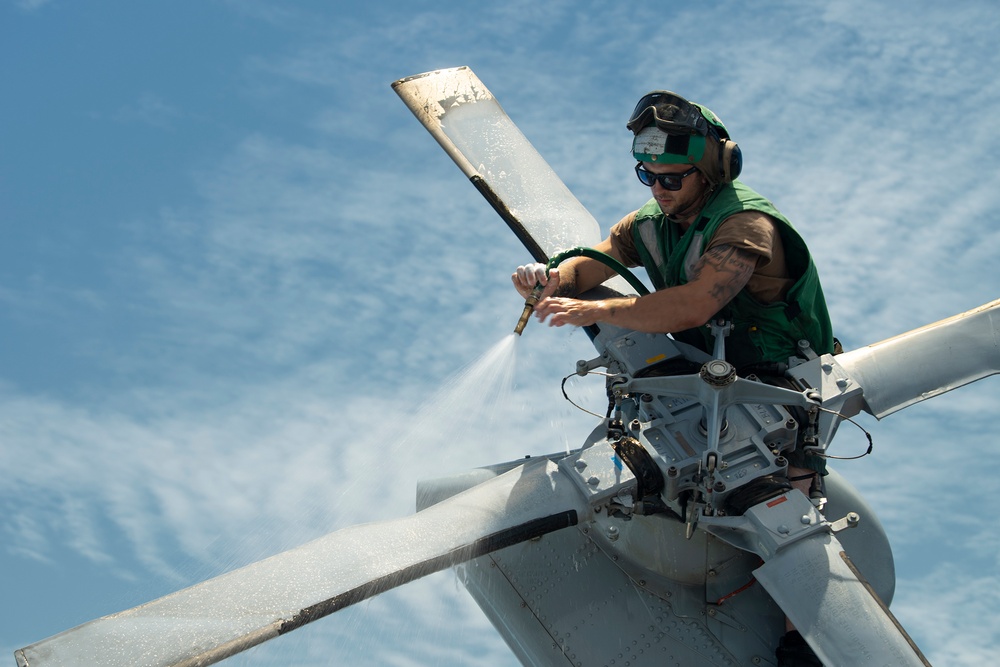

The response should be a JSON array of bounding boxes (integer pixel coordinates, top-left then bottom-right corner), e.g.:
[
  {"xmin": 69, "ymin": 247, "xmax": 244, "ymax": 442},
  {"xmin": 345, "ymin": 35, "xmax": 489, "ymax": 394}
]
[{"xmin": 2, "ymin": 0, "xmax": 999, "ymax": 665}]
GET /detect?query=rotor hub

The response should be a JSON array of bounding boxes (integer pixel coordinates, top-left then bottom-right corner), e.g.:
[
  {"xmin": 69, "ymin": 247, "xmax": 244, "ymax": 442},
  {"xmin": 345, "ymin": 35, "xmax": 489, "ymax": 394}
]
[{"xmin": 700, "ymin": 359, "xmax": 736, "ymax": 387}]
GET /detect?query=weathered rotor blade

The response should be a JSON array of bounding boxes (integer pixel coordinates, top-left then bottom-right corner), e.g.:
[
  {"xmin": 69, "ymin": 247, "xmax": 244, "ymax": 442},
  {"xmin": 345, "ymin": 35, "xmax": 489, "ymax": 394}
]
[
  {"xmin": 392, "ymin": 67, "xmax": 631, "ymax": 292},
  {"xmin": 837, "ymin": 298, "xmax": 1000, "ymax": 418},
  {"xmin": 754, "ymin": 532, "xmax": 930, "ymax": 666},
  {"xmin": 392, "ymin": 66, "xmax": 600, "ymax": 261},
  {"xmin": 15, "ymin": 459, "xmax": 583, "ymax": 667}
]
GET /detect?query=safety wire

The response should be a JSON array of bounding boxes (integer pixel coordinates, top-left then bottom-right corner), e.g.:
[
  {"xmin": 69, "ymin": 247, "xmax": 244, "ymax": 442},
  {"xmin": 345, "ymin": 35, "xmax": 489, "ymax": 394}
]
[
  {"xmin": 560, "ymin": 370, "xmax": 616, "ymax": 420},
  {"xmin": 811, "ymin": 406, "xmax": 875, "ymax": 461}
]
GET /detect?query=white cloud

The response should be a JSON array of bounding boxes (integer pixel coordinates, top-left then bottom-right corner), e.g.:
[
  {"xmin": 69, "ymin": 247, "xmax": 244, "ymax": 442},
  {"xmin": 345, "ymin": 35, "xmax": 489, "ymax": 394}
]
[
  {"xmin": 893, "ymin": 564, "xmax": 1000, "ymax": 666},
  {"xmin": 14, "ymin": 0, "xmax": 52, "ymax": 11},
  {"xmin": 112, "ymin": 93, "xmax": 182, "ymax": 128}
]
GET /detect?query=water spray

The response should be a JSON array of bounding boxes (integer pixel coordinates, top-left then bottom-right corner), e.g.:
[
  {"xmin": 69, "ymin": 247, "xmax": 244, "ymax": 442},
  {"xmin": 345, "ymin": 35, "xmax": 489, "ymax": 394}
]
[{"xmin": 512, "ymin": 247, "xmax": 650, "ymax": 335}]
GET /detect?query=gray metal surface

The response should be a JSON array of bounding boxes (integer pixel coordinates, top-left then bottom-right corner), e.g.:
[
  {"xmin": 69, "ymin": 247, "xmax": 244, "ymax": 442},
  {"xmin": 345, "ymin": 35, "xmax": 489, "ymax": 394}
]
[
  {"xmin": 755, "ymin": 531, "xmax": 928, "ymax": 666},
  {"xmin": 837, "ymin": 298, "xmax": 1000, "ymax": 418}
]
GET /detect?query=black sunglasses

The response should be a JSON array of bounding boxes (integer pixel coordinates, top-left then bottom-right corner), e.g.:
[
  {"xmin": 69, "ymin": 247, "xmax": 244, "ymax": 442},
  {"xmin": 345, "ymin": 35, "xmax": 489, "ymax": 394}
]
[{"xmin": 634, "ymin": 163, "xmax": 699, "ymax": 191}]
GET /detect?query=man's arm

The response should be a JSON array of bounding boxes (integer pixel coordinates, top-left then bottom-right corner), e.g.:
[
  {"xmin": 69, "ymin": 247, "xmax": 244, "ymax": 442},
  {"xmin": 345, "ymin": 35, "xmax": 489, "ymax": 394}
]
[{"xmin": 532, "ymin": 243, "xmax": 759, "ymax": 332}]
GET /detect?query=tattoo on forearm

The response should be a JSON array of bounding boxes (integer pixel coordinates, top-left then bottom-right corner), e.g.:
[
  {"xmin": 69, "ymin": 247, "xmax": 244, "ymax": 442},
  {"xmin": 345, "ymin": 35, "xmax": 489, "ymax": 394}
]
[{"xmin": 691, "ymin": 244, "xmax": 757, "ymax": 305}]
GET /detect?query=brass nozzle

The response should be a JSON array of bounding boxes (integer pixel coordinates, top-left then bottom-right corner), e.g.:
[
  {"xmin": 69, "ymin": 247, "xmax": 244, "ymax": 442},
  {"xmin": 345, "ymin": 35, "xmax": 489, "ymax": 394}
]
[
  {"xmin": 513, "ymin": 284, "xmax": 545, "ymax": 335},
  {"xmin": 513, "ymin": 302, "xmax": 534, "ymax": 335}
]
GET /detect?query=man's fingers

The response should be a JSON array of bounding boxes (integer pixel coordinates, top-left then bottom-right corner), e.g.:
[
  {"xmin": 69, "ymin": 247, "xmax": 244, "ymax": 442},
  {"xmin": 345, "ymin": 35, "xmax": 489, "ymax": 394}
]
[
  {"xmin": 535, "ymin": 296, "xmax": 599, "ymax": 328},
  {"xmin": 514, "ymin": 263, "xmax": 547, "ymax": 287},
  {"xmin": 512, "ymin": 263, "xmax": 563, "ymax": 301},
  {"xmin": 540, "ymin": 268, "xmax": 560, "ymax": 297},
  {"xmin": 534, "ymin": 296, "xmax": 568, "ymax": 325}
]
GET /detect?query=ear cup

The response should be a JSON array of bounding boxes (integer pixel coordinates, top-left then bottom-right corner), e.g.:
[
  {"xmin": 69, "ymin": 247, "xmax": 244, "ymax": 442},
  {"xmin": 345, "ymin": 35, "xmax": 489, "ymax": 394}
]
[{"xmin": 720, "ymin": 140, "xmax": 742, "ymax": 183}]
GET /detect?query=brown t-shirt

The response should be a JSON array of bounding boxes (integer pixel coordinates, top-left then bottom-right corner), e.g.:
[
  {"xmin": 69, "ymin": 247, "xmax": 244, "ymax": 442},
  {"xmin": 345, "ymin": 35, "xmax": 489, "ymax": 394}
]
[{"xmin": 609, "ymin": 209, "xmax": 794, "ymax": 304}]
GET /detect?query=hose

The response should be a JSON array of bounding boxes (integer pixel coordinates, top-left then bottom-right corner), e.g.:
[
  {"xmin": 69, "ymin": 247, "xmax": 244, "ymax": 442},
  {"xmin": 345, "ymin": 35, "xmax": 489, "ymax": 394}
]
[
  {"xmin": 545, "ymin": 246, "xmax": 650, "ymax": 296},
  {"xmin": 514, "ymin": 246, "xmax": 650, "ymax": 335}
]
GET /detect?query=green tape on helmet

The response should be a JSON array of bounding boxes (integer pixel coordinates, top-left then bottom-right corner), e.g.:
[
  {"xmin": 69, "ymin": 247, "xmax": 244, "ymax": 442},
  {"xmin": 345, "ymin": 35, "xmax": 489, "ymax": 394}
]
[{"xmin": 631, "ymin": 127, "xmax": 707, "ymax": 164}]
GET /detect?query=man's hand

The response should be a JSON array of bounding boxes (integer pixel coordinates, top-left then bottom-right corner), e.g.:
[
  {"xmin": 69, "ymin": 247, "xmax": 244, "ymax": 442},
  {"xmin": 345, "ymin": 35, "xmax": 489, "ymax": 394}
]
[
  {"xmin": 511, "ymin": 263, "xmax": 561, "ymax": 300},
  {"xmin": 532, "ymin": 296, "xmax": 601, "ymax": 327},
  {"xmin": 533, "ymin": 295, "xmax": 637, "ymax": 328}
]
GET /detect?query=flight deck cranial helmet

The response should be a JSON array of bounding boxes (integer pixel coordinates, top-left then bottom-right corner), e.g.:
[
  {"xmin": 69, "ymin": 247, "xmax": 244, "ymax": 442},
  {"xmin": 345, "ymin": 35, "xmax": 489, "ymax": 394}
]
[{"xmin": 627, "ymin": 91, "xmax": 742, "ymax": 186}]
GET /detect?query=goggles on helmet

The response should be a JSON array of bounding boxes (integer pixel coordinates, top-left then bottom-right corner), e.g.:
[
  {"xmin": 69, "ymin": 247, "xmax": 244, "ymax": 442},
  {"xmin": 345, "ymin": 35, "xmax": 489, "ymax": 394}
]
[{"xmin": 626, "ymin": 91, "xmax": 710, "ymax": 137}]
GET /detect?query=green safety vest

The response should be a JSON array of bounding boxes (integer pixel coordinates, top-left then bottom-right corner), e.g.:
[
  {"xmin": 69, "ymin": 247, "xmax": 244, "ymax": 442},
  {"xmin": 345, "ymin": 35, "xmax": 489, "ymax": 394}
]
[{"xmin": 631, "ymin": 181, "xmax": 834, "ymax": 369}]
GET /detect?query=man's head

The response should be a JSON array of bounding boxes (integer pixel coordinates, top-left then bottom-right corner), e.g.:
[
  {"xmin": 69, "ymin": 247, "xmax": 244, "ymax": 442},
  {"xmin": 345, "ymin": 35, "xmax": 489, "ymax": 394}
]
[{"xmin": 627, "ymin": 91, "xmax": 742, "ymax": 187}]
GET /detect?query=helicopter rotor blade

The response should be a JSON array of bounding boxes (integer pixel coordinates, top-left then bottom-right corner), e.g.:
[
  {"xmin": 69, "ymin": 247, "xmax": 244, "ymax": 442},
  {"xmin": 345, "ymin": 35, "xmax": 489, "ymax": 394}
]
[
  {"xmin": 15, "ymin": 459, "xmax": 583, "ymax": 667},
  {"xmin": 754, "ymin": 530, "xmax": 930, "ymax": 666},
  {"xmin": 391, "ymin": 66, "xmax": 599, "ymax": 262},
  {"xmin": 837, "ymin": 298, "xmax": 1000, "ymax": 419}
]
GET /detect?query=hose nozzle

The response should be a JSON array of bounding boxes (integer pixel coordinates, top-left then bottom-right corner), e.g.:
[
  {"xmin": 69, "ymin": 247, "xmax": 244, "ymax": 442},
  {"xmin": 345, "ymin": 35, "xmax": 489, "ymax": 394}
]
[{"xmin": 513, "ymin": 283, "xmax": 545, "ymax": 335}]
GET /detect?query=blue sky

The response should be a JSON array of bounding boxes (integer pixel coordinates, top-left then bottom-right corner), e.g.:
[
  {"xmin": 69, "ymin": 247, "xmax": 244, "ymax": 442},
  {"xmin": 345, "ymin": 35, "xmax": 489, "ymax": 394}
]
[{"xmin": 2, "ymin": 1, "xmax": 999, "ymax": 665}]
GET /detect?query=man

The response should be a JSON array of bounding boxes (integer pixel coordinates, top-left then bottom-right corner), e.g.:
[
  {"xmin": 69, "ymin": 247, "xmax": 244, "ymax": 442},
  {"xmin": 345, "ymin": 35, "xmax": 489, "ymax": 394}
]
[{"xmin": 512, "ymin": 91, "xmax": 833, "ymax": 666}]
